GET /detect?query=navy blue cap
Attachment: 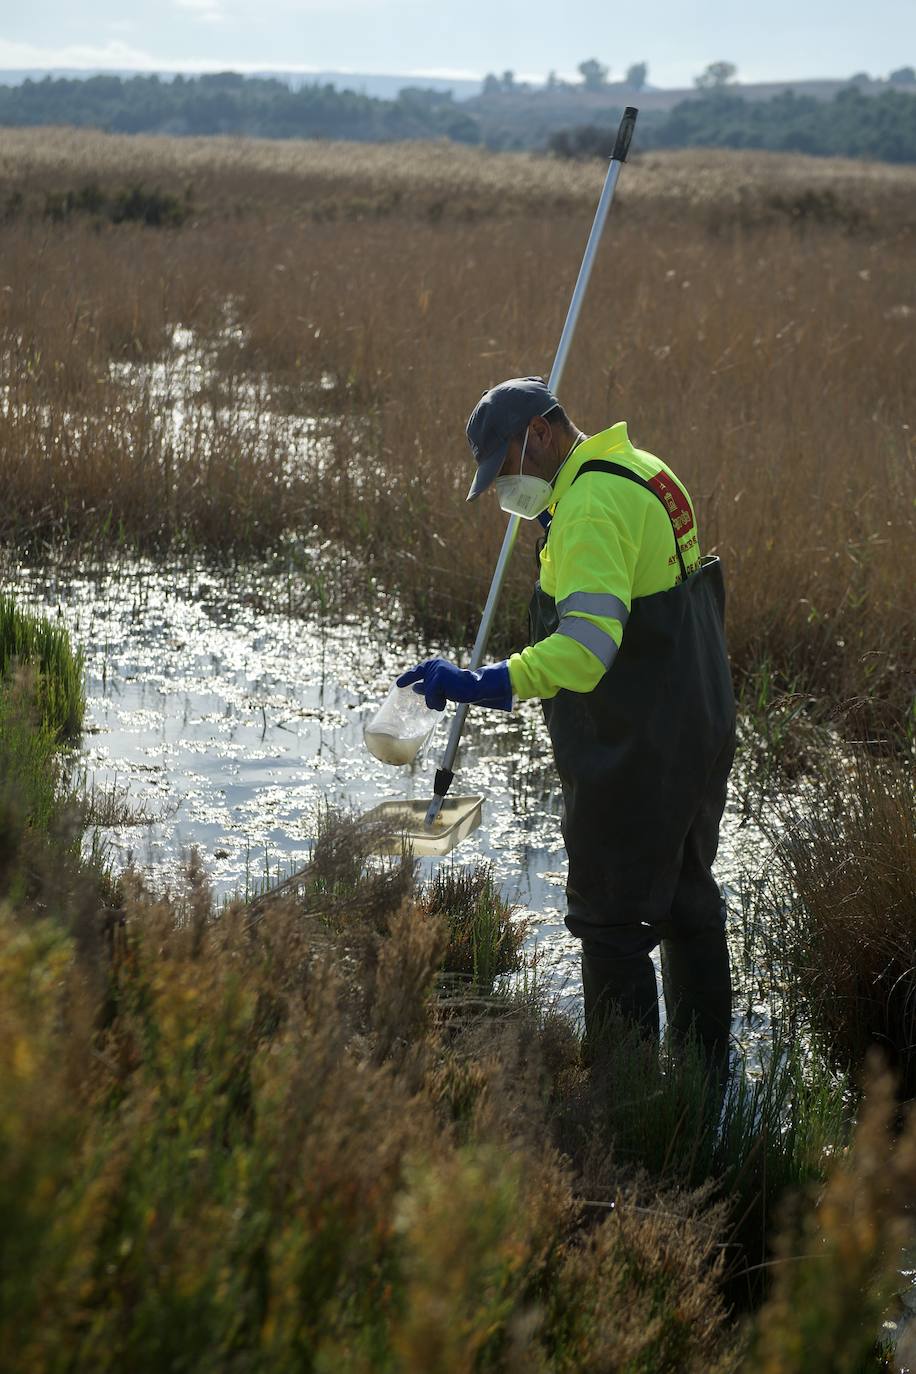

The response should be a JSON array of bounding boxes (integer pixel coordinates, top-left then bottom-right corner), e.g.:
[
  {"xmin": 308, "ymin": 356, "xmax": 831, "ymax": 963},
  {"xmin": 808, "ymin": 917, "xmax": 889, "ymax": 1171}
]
[{"xmin": 465, "ymin": 376, "xmax": 559, "ymax": 502}]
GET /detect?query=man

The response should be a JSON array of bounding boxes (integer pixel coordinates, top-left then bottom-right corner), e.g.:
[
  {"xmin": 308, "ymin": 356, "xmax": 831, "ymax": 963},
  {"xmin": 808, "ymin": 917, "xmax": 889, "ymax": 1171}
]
[{"xmin": 398, "ymin": 377, "xmax": 735, "ymax": 1069}]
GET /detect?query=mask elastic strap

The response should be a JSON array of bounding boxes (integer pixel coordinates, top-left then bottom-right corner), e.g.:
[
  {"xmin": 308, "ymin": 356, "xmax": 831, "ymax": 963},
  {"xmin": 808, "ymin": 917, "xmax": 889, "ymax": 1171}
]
[
  {"xmin": 547, "ymin": 432, "xmax": 584, "ymax": 490},
  {"xmin": 518, "ymin": 424, "xmax": 531, "ymax": 479}
]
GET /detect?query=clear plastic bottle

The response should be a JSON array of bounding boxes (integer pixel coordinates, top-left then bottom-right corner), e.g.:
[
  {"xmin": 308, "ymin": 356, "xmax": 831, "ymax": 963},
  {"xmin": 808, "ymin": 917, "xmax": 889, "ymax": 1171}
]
[{"xmin": 363, "ymin": 683, "xmax": 440, "ymax": 765}]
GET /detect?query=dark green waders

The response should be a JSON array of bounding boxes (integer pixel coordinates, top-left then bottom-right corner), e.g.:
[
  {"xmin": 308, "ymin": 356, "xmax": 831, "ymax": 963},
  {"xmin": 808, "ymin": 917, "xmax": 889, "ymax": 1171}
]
[{"xmin": 530, "ymin": 469, "xmax": 736, "ymax": 1076}]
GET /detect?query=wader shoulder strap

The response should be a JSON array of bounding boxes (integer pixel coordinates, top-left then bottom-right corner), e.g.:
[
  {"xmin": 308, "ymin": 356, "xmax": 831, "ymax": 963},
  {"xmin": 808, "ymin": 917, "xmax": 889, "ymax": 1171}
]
[{"xmin": 572, "ymin": 459, "xmax": 689, "ymax": 582}]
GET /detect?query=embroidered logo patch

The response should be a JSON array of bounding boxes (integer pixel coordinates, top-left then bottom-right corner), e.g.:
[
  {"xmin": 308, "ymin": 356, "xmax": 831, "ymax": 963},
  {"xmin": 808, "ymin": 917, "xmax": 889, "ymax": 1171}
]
[{"xmin": 648, "ymin": 470, "xmax": 694, "ymax": 538}]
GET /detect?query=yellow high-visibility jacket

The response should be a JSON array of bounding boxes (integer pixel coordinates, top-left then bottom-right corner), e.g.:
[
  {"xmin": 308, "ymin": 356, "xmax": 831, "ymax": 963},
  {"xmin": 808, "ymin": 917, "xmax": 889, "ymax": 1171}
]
[{"xmin": 507, "ymin": 423, "xmax": 702, "ymax": 701}]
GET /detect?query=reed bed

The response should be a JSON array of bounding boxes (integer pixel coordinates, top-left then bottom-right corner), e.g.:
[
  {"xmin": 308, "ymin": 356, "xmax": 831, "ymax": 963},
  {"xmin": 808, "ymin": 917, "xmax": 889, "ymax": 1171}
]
[
  {"xmin": 0, "ymin": 597, "xmax": 84, "ymax": 844},
  {"xmin": 0, "ymin": 677, "xmax": 64, "ymax": 836},
  {"xmin": 762, "ymin": 753, "xmax": 916, "ymax": 1100},
  {"xmin": 0, "ymin": 131, "xmax": 913, "ymax": 746},
  {"xmin": 3, "ymin": 127, "xmax": 915, "ymax": 228}
]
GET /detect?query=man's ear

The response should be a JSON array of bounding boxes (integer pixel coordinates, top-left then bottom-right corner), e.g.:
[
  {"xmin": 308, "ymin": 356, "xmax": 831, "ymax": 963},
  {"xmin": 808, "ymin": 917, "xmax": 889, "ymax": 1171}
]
[{"xmin": 530, "ymin": 414, "xmax": 552, "ymax": 447}]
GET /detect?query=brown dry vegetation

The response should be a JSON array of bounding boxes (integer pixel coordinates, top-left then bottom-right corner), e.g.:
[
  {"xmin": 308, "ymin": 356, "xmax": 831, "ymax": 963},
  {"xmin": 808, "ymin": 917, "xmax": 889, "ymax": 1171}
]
[
  {"xmin": 772, "ymin": 755, "xmax": 916, "ymax": 1098},
  {"xmin": 3, "ymin": 785, "xmax": 914, "ymax": 1372},
  {"xmin": 3, "ymin": 796, "xmax": 745, "ymax": 1372},
  {"xmin": 0, "ymin": 129, "xmax": 914, "ymax": 740},
  {"xmin": 5, "ymin": 776, "xmax": 916, "ymax": 1371},
  {"xmin": 4, "ymin": 127, "xmax": 915, "ymax": 225},
  {"xmin": 4, "ymin": 132, "xmax": 916, "ymax": 1369}
]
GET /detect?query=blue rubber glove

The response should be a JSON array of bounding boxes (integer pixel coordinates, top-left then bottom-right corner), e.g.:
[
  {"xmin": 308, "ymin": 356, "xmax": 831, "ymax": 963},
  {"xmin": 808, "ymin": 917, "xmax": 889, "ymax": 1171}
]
[{"xmin": 396, "ymin": 658, "xmax": 513, "ymax": 712}]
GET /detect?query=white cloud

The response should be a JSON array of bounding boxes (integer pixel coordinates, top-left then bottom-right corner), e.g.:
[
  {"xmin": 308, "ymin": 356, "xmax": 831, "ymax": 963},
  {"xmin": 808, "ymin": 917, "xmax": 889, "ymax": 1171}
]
[
  {"xmin": 0, "ymin": 37, "xmax": 488, "ymax": 78},
  {"xmin": 0, "ymin": 37, "xmax": 289, "ymax": 73},
  {"xmin": 173, "ymin": 0, "xmax": 226, "ymax": 22},
  {"xmin": 407, "ymin": 66, "xmax": 491, "ymax": 81},
  {"xmin": 0, "ymin": 38, "xmax": 164, "ymax": 69}
]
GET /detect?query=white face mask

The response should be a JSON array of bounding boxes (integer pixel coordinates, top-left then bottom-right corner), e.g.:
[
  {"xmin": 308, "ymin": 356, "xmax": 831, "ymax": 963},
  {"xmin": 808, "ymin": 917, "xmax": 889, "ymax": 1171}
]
[{"xmin": 493, "ymin": 426, "xmax": 579, "ymax": 519}]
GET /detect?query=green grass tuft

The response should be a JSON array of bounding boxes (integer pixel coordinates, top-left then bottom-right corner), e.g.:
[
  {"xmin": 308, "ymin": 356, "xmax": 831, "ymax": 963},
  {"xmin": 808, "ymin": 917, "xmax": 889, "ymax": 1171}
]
[
  {"xmin": 0, "ymin": 595, "xmax": 85, "ymax": 741},
  {"xmin": 422, "ymin": 862, "xmax": 527, "ymax": 994},
  {"xmin": 0, "ymin": 683, "xmax": 63, "ymax": 835}
]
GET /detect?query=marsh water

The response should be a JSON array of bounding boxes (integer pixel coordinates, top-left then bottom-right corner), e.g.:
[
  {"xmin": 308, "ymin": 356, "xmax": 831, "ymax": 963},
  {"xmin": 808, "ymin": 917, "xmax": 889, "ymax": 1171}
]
[{"xmin": 8, "ymin": 557, "xmax": 773, "ymax": 1031}]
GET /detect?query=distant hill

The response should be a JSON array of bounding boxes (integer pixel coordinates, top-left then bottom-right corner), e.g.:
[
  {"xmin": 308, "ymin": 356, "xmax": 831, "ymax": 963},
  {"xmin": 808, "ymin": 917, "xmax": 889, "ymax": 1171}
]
[
  {"xmin": 1, "ymin": 68, "xmax": 911, "ymax": 111},
  {"xmin": 550, "ymin": 87, "xmax": 916, "ymax": 165},
  {"xmin": 0, "ymin": 73, "xmax": 482, "ymax": 144},
  {"xmin": 0, "ymin": 68, "xmax": 484, "ymax": 101},
  {"xmin": 465, "ymin": 75, "xmax": 916, "ymax": 149}
]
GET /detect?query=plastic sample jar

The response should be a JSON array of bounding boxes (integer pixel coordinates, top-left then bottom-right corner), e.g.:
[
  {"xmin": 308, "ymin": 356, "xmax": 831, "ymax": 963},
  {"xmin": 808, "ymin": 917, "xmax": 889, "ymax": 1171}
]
[{"xmin": 363, "ymin": 683, "xmax": 440, "ymax": 765}]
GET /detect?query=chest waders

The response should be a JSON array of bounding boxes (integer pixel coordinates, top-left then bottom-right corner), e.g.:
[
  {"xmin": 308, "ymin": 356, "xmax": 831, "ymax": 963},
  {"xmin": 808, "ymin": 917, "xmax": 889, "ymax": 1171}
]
[{"xmin": 530, "ymin": 460, "xmax": 736, "ymax": 1069}]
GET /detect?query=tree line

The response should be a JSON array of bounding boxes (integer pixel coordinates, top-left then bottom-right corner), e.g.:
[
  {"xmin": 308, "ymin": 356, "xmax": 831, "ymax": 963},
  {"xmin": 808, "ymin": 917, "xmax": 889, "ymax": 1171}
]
[
  {"xmin": 551, "ymin": 87, "xmax": 916, "ymax": 164},
  {"xmin": 1, "ymin": 71, "xmax": 914, "ymax": 163},
  {"xmin": 481, "ymin": 59, "xmax": 916, "ymax": 97},
  {"xmin": 482, "ymin": 59, "xmax": 649, "ymax": 94},
  {"xmin": 0, "ymin": 72, "xmax": 481, "ymax": 144}
]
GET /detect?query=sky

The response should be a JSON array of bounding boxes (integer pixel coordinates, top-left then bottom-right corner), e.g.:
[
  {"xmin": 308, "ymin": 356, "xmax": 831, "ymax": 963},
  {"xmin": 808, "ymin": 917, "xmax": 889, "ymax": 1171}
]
[{"xmin": 1, "ymin": 0, "xmax": 913, "ymax": 88}]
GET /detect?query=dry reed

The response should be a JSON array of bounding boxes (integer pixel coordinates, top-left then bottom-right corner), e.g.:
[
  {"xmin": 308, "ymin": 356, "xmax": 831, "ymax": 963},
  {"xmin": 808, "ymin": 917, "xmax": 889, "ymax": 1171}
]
[
  {"xmin": 770, "ymin": 753, "xmax": 916, "ymax": 1097},
  {"xmin": 0, "ymin": 131, "xmax": 913, "ymax": 736},
  {"xmin": 3, "ymin": 126, "xmax": 914, "ymax": 227}
]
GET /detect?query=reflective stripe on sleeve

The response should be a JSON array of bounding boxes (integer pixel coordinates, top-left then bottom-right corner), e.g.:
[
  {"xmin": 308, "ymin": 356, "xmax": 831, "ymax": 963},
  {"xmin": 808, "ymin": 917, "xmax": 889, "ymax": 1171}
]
[
  {"xmin": 556, "ymin": 615, "xmax": 619, "ymax": 669},
  {"xmin": 556, "ymin": 591, "xmax": 629, "ymax": 626}
]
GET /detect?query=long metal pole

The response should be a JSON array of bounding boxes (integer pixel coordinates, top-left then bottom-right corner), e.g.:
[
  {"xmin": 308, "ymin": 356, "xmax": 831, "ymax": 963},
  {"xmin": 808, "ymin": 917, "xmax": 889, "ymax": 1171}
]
[{"xmin": 425, "ymin": 107, "xmax": 638, "ymax": 829}]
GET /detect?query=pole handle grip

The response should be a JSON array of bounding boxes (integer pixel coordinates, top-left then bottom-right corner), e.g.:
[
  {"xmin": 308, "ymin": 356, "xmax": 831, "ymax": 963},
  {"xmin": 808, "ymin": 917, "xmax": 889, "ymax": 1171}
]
[{"xmin": 612, "ymin": 106, "xmax": 639, "ymax": 163}]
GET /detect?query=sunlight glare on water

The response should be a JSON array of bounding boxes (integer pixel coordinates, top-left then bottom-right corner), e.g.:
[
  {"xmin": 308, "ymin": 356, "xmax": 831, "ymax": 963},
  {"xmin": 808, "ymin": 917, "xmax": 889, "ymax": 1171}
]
[{"xmin": 10, "ymin": 559, "xmax": 768, "ymax": 1026}]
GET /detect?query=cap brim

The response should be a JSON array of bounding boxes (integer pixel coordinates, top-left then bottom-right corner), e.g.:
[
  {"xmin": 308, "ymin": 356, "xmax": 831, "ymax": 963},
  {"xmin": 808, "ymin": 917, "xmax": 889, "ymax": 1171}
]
[{"xmin": 465, "ymin": 440, "xmax": 509, "ymax": 502}]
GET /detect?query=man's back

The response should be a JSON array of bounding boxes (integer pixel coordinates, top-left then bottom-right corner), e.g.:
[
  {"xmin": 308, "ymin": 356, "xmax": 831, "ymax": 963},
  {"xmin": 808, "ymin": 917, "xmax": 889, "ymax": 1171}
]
[
  {"xmin": 540, "ymin": 422, "xmax": 702, "ymax": 598},
  {"xmin": 509, "ymin": 422, "xmax": 701, "ymax": 702}
]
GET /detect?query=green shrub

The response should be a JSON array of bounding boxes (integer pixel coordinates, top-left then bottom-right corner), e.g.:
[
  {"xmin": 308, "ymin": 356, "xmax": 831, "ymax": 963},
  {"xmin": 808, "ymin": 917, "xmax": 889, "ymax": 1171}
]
[
  {"xmin": 0, "ymin": 595, "xmax": 84, "ymax": 741},
  {"xmin": 0, "ymin": 877, "xmax": 735, "ymax": 1373},
  {"xmin": 109, "ymin": 183, "xmax": 188, "ymax": 228},
  {"xmin": 422, "ymin": 862, "xmax": 526, "ymax": 993},
  {"xmin": 43, "ymin": 181, "xmax": 188, "ymax": 227}
]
